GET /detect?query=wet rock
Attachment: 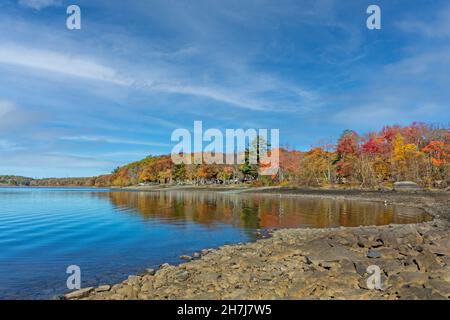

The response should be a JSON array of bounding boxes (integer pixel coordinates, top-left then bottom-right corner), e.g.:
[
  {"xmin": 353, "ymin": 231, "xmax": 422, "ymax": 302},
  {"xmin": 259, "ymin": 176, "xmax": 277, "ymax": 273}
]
[{"xmin": 180, "ymin": 255, "xmax": 192, "ymax": 261}]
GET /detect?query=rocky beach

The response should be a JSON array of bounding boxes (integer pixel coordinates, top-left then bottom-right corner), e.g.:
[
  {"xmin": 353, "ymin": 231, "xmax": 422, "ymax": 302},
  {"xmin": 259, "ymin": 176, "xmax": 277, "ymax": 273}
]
[{"xmin": 64, "ymin": 189, "xmax": 450, "ymax": 300}]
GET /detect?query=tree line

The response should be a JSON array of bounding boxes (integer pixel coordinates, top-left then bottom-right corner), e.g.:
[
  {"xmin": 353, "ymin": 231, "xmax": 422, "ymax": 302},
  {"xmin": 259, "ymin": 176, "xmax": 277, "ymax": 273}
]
[{"xmin": 2, "ymin": 122, "xmax": 449, "ymax": 189}]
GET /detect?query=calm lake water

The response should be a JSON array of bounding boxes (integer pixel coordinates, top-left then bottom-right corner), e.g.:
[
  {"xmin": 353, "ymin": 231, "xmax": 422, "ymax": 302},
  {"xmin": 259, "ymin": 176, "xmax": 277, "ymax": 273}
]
[{"xmin": 0, "ymin": 187, "xmax": 430, "ymax": 299}]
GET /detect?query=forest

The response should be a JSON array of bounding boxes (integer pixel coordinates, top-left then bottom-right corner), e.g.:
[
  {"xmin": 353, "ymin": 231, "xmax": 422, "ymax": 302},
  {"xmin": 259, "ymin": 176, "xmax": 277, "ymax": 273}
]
[{"xmin": 2, "ymin": 122, "xmax": 449, "ymax": 189}]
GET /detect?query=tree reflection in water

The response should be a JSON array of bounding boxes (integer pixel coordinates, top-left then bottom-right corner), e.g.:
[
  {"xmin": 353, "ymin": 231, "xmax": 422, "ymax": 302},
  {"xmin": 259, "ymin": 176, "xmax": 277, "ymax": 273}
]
[{"xmin": 96, "ymin": 191, "xmax": 431, "ymax": 230}]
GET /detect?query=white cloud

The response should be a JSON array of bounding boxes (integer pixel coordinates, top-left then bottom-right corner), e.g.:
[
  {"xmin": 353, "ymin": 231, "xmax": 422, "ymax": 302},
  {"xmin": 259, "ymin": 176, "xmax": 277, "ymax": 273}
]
[
  {"xmin": 0, "ymin": 44, "xmax": 128, "ymax": 85},
  {"xmin": 18, "ymin": 0, "xmax": 61, "ymax": 10},
  {"xmin": 59, "ymin": 135, "xmax": 170, "ymax": 147},
  {"xmin": 397, "ymin": 6, "xmax": 450, "ymax": 39},
  {"xmin": 0, "ymin": 100, "xmax": 15, "ymax": 118}
]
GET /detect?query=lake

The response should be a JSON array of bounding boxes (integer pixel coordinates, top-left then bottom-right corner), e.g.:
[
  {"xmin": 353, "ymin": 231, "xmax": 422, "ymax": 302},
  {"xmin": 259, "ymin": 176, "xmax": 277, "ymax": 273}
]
[{"xmin": 0, "ymin": 187, "xmax": 431, "ymax": 299}]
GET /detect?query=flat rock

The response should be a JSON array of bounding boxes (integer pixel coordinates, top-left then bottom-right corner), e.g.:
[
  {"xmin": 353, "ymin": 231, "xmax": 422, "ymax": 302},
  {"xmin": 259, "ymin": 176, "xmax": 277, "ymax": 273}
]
[
  {"xmin": 367, "ymin": 249, "xmax": 381, "ymax": 259},
  {"xmin": 95, "ymin": 285, "xmax": 111, "ymax": 292},
  {"xmin": 65, "ymin": 287, "xmax": 94, "ymax": 299}
]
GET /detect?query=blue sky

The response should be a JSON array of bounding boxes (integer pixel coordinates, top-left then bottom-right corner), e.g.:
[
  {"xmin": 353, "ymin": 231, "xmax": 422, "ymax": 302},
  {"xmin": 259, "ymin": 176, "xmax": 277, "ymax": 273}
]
[{"xmin": 0, "ymin": 0, "xmax": 449, "ymax": 178}]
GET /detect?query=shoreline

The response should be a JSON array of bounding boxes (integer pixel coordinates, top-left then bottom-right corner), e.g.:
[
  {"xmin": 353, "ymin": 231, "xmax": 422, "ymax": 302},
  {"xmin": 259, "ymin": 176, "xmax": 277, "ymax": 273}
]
[{"xmin": 64, "ymin": 188, "xmax": 450, "ymax": 300}]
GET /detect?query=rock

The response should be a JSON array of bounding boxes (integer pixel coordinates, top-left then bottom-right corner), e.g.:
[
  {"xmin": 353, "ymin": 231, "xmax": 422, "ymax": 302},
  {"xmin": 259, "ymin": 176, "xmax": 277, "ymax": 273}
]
[
  {"xmin": 354, "ymin": 261, "xmax": 369, "ymax": 276},
  {"xmin": 193, "ymin": 252, "xmax": 201, "ymax": 258},
  {"xmin": 424, "ymin": 239, "xmax": 450, "ymax": 256},
  {"xmin": 141, "ymin": 279, "xmax": 154, "ymax": 293},
  {"xmin": 146, "ymin": 268, "xmax": 156, "ymax": 275},
  {"xmin": 126, "ymin": 275, "xmax": 141, "ymax": 287},
  {"xmin": 305, "ymin": 245, "xmax": 360, "ymax": 265},
  {"xmin": 175, "ymin": 270, "xmax": 190, "ymax": 281},
  {"xmin": 377, "ymin": 248, "xmax": 399, "ymax": 259},
  {"xmin": 393, "ymin": 181, "xmax": 422, "ymax": 191},
  {"xmin": 338, "ymin": 259, "xmax": 356, "ymax": 274},
  {"xmin": 65, "ymin": 287, "xmax": 94, "ymax": 299},
  {"xmin": 398, "ymin": 286, "xmax": 433, "ymax": 300},
  {"xmin": 398, "ymin": 272, "xmax": 429, "ymax": 286},
  {"xmin": 95, "ymin": 285, "xmax": 111, "ymax": 293},
  {"xmin": 116, "ymin": 284, "xmax": 138, "ymax": 299},
  {"xmin": 367, "ymin": 249, "xmax": 381, "ymax": 259},
  {"xmin": 380, "ymin": 231, "xmax": 399, "ymax": 248},
  {"xmin": 195, "ymin": 271, "xmax": 220, "ymax": 283},
  {"xmin": 414, "ymin": 250, "xmax": 440, "ymax": 272},
  {"xmin": 180, "ymin": 255, "xmax": 192, "ymax": 261}
]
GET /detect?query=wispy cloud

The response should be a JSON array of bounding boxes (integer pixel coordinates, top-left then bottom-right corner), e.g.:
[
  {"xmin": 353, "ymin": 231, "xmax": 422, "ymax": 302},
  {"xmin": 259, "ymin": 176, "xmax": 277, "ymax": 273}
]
[
  {"xmin": 0, "ymin": 100, "xmax": 15, "ymax": 118},
  {"xmin": 0, "ymin": 44, "xmax": 128, "ymax": 85},
  {"xmin": 59, "ymin": 135, "xmax": 170, "ymax": 147},
  {"xmin": 396, "ymin": 6, "xmax": 450, "ymax": 39},
  {"xmin": 18, "ymin": 0, "xmax": 62, "ymax": 10}
]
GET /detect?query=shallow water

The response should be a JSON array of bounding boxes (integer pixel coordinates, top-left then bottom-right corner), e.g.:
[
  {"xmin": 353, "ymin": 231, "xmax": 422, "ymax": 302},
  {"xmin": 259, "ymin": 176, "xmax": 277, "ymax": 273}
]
[{"xmin": 0, "ymin": 187, "xmax": 430, "ymax": 299}]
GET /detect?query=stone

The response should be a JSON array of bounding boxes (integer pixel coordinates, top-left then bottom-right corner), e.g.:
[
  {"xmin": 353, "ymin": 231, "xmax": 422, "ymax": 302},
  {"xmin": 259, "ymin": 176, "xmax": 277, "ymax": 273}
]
[
  {"xmin": 367, "ymin": 249, "xmax": 381, "ymax": 259},
  {"xmin": 146, "ymin": 268, "xmax": 156, "ymax": 275},
  {"xmin": 180, "ymin": 255, "xmax": 192, "ymax": 261},
  {"xmin": 354, "ymin": 261, "xmax": 369, "ymax": 276},
  {"xmin": 141, "ymin": 281, "xmax": 153, "ymax": 293},
  {"xmin": 398, "ymin": 286, "xmax": 433, "ymax": 300},
  {"xmin": 414, "ymin": 250, "xmax": 440, "ymax": 272},
  {"xmin": 337, "ymin": 259, "xmax": 356, "ymax": 274},
  {"xmin": 398, "ymin": 272, "xmax": 429, "ymax": 286},
  {"xmin": 116, "ymin": 285, "xmax": 138, "ymax": 299},
  {"xmin": 195, "ymin": 271, "xmax": 220, "ymax": 283},
  {"xmin": 305, "ymin": 245, "xmax": 360, "ymax": 265},
  {"xmin": 424, "ymin": 239, "xmax": 450, "ymax": 256},
  {"xmin": 95, "ymin": 285, "xmax": 111, "ymax": 293},
  {"xmin": 425, "ymin": 279, "xmax": 450, "ymax": 297},
  {"xmin": 65, "ymin": 287, "xmax": 94, "ymax": 299},
  {"xmin": 126, "ymin": 275, "xmax": 141, "ymax": 287},
  {"xmin": 176, "ymin": 270, "xmax": 190, "ymax": 281}
]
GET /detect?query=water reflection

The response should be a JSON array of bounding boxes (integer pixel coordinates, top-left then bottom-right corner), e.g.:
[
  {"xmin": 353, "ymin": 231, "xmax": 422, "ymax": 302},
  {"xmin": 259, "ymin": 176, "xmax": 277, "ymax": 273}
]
[{"xmin": 99, "ymin": 191, "xmax": 431, "ymax": 229}]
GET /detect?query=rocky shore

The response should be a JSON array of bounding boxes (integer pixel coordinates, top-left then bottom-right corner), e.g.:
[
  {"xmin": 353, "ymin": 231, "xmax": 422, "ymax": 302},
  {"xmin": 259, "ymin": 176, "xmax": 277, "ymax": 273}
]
[{"xmin": 65, "ymin": 190, "xmax": 450, "ymax": 300}]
